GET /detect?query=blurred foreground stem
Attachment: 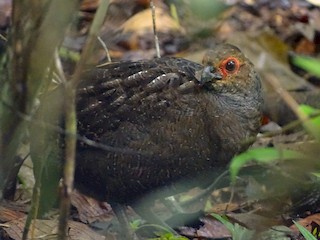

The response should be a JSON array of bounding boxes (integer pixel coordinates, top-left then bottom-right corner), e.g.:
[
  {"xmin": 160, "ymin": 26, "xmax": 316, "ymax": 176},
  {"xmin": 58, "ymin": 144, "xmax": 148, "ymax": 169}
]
[
  {"xmin": 7, "ymin": 1, "xmax": 80, "ymax": 239},
  {"xmin": 58, "ymin": 0, "xmax": 110, "ymax": 239},
  {"xmin": 58, "ymin": 86, "xmax": 76, "ymax": 239}
]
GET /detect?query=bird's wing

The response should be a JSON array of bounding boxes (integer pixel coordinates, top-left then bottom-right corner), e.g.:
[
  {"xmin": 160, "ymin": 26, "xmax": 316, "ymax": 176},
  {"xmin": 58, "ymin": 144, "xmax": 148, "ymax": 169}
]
[
  {"xmin": 74, "ymin": 58, "xmax": 224, "ymax": 199},
  {"xmin": 76, "ymin": 57, "xmax": 203, "ymax": 144}
]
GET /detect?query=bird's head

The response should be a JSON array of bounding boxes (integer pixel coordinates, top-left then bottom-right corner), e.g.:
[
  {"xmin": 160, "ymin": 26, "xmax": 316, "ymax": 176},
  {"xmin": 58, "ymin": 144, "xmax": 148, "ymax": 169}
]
[{"xmin": 195, "ymin": 44, "xmax": 261, "ymax": 95}]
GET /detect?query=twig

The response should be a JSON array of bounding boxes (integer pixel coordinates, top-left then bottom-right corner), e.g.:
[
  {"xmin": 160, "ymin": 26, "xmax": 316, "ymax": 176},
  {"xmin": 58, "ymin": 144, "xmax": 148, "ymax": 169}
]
[
  {"xmin": 70, "ymin": 0, "xmax": 109, "ymax": 87},
  {"xmin": 53, "ymin": 49, "xmax": 67, "ymax": 84},
  {"xmin": 58, "ymin": 88, "xmax": 76, "ymax": 240},
  {"xmin": 97, "ymin": 35, "xmax": 111, "ymax": 62},
  {"xmin": 179, "ymin": 170, "xmax": 229, "ymax": 208},
  {"xmin": 241, "ymin": 111, "xmax": 320, "ymax": 148},
  {"xmin": 263, "ymin": 73, "xmax": 309, "ymax": 122},
  {"xmin": 1, "ymin": 97, "xmax": 150, "ymax": 156},
  {"xmin": 263, "ymin": 73, "xmax": 319, "ymax": 140},
  {"xmin": 150, "ymin": 0, "xmax": 161, "ymax": 58},
  {"xmin": 0, "ymin": 33, "xmax": 7, "ymax": 41}
]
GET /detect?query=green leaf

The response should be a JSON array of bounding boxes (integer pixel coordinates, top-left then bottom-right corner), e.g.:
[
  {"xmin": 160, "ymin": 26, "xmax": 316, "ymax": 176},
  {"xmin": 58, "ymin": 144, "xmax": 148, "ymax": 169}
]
[
  {"xmin": 130, "ymin": 219, "xmax": 143, "ymax": 231},
  {"xmin": 169, "ymin": 3, "xmax": 180, "ymax": 26},
  {"xmin": 298, "ymin": 104, "xmax": 320, "ymax": 140},
  {"xmin": 135, "ymin": 222, "xmax": 187, "ymax": 240},
  {"xmin": 30, "ymin": 87, "xmax": 65, "ymax": 216},
  {"xmin": 293, "ymin": 221, "xmax": 317, "ymax": 240},
  {"xmin": 211, "ymin": 213, "xmax": 235, "ymax": 232},
  {"xmin": 150, "ymin": 231, "xmax": 188, "ymax": 240},
  {"xmin": 230, "ymin": 148, "xmax": 304, "ymax": 183},
  {"xmin": 312, "ymin": 172, "xmax": 320, "ymax": 178},
  {"xmin": 190, "ymin": 0, "xmax": 227, "ymax": 20},
  {"xmin": 292, "ymin": 55, "xmax": 320, "ymax": 78},
  {"xmin": 59, "ymin": 47, "xmax": 80, "ymax": 62},
  {"xmin": 211, "ymin": 213, "xmax": 255, "ymax": 240}
]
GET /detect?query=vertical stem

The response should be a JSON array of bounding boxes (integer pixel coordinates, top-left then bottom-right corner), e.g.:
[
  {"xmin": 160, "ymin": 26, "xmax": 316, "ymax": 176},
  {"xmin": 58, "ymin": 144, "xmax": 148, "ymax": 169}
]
[
  {"xmin": 57, "ymin": 1, "xmax": 110, "ymax": 239},
  {"xmin": 150, "ymin": 0, "xmax": 161, "ymax": 58},
  {"xmin": 58, "ymin": 86, "xmax": 76, "ymax": 239},
  {"xmin": 15, "ymin": 0, "xmax": 79, "ymax": 238}
]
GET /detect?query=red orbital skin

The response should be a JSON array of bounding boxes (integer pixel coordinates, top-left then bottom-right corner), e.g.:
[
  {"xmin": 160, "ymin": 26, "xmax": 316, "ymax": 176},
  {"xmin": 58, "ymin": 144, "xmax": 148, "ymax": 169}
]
[{"xmin": 219, "ymin": 56, "xmax": 240, "ymax": 78}]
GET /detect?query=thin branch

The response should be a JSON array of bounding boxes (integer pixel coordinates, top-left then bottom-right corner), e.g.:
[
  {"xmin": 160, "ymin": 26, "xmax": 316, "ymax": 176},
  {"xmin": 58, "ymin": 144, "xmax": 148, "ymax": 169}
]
[
  {"xmin": 242, "ymin": 113, "xmax": 320, "ymax": 148},
  {"xmin": 53, "ymin": 49, "xmax": 67, "ymax": 84},
  {"xmin": 263, "ymin": 73, "xmax": 309, "ymax": 122},
  {"xmin": 1, "ymin": 96, "xmax": 150, "ymax": 156},
  {"xmin": 70, "ymin": 0, "xmax": 110, "ymax": 87},
  {"xmin": 0, "ymin": 33, "xmax": 7, "ymax": 41},
  {"xmin": 263, "ymin": 73, "xmax": 320, "ymax": 140},
  {"xmin": 97, "ymin": 35, "xmax": 111, "ymax": 62},
  {"xmin": 150, "ymin": 0, "xmax": 161, "ymax": 58},
  {"xmin": 58, "ymin": 88, "xmax": 76, "ymax": 240}
]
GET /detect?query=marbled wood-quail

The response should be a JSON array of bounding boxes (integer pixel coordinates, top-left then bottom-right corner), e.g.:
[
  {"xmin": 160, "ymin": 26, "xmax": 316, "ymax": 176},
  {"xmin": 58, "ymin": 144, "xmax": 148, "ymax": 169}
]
[{"xmin": 74, "ymin": 44, "xmax": 262, "ymax": 236}]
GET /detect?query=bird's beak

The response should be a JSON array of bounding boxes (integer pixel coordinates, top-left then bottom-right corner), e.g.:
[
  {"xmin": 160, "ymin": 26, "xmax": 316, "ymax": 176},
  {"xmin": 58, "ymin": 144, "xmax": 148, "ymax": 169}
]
[{"xmin": 195, "ymin": 66, "xmax": 223, "ymax": 86}]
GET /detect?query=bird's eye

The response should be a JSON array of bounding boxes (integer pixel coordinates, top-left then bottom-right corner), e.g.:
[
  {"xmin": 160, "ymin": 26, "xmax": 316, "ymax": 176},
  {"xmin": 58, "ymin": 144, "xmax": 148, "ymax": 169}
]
[
  {"xmin": 225, "ymin": 60, "xmax": 236, "ymax": 72},
  {"xmin": 220, "ymin": 57, "xmax": 240, "ymax": 76}
]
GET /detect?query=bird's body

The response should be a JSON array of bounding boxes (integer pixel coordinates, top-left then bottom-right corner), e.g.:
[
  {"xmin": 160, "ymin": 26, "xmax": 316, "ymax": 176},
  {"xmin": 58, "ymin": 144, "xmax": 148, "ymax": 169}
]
[{"xmin": 74, "ymin": 44, "xmax": 263, "ymax": 205}]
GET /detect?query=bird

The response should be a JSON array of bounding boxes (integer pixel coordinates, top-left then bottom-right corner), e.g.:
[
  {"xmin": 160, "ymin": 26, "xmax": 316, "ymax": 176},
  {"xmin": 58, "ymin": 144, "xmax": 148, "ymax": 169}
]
[{"xmin": 73, "ymin": 43, "xmax": 263, "ymax": 237}]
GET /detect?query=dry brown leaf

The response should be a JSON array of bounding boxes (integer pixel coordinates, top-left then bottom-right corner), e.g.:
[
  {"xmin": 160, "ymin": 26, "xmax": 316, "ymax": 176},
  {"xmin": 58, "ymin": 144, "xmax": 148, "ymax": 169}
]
[
  {"xmin": 179, "ymin": 216, "xmax": 231, "ymax": 239},
  {"xmin": 4, "ymin": 217, "xmax": 106, "ymax": 240},
  {"xmin": 80, "ymin": 0, "xmax": 100, "ymax": 11},
  {"xmin": 0, "ymin": 206, "xmax": 25, "ymax": 223},
  {"xmin": 71, "ymin": 190, "xmax": 113, "ymax": 224},
  {"xmin": 196, "ymin": 216, "xmax": 231, "ymax": 239},
  {"xmin": 121, "ymin": 8, "xmax": 184, "ymax": 35},
  {"xmin": 207, "ymin": 202, "xmax": 241, "ymax": 214},
  {"xmin": 290, "ymin": 213, "xmax": 320, "ymax": 233},
  {"xmin": 227, "ymin": 212, "xmax": 281, "ymax": 232}
]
